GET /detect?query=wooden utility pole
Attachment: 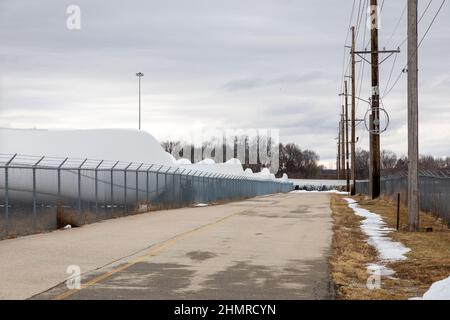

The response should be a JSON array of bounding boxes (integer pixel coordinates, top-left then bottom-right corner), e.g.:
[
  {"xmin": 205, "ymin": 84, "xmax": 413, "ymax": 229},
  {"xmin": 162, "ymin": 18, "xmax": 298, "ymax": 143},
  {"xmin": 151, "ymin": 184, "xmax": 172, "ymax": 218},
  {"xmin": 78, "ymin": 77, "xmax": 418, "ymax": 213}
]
[
  {"xmin": 344, "ymin": 81, "xmax": 350, "ymax": 192},
  {"xmin": 351, "ymin": 26, "xmax": 357, "ymax": 195},
  {"xmin": 408, "ymin": 0, "xmax": 419, "ymax": 231},
  {"xmin": 341, "ymin": 107, "xmax": 345, "ymax": 179},
  {"xmin": 370, "ymin": 0, "xmax": 381, "ymax": 199},
  {"xmin": 337, "ymin": 123, "xmax": 341, "ymax": 180}
]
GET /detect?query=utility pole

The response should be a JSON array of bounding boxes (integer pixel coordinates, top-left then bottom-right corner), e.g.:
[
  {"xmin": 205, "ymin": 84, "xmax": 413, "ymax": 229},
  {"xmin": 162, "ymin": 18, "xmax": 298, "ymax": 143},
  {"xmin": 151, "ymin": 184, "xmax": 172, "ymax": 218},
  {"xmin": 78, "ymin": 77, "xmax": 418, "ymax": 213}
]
[
  {"xmin": 136, "ymin": 72, "xmax": 144, "ymax": 130},
  {"xmin": 337, "ymin": 123, "xmax": 341, "ymax": 180},
  {"xmin": 341, "ymin": 107, "xmax": 345, "ymax": 180},
  {"xmin": 370, "ymin": 0, "xmax": 381, "ymax": 199},
  {"xmin": 351, "ymin": 26, "xmax": 357, "ymax": 195},
  {"xmin": 408, "ymin": 0, "xmax": 419, "ymax": 231},
  {"xmin": 353, "ymin": 1, "xmax": 400, "ymax": 198},
  {"xmin": 344, "ymin": 81, "xmax": 350, "ymax": 192}
]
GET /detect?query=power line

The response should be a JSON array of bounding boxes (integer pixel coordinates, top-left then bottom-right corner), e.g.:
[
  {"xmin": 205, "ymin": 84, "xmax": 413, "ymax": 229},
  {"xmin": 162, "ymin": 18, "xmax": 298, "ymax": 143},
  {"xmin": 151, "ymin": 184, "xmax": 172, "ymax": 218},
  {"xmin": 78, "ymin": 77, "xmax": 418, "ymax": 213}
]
[
  {"xmin": 382, "ymin": 51, "xmax": 399, "ymax": 97},
  {"xmin": 356, "ymin": 1, "xmax": 368, "ymax": 109},
  {"xmin": 419, "ymin": 0, "xmax": 446, "ymax": 47},
  {"xmin": 398, "ymin": 0, "xmax": 435, "ymax": 48},
  {"xmin": 382, "ymin": 0, "xmax": 446, "ymax": 99},
  {"xmin": 340, "ymin": 0, "xmax": 358, "ymax": 96},
  {"xmin": 384, "ymin": 4, "xmax": 407, "ymax": 48}
]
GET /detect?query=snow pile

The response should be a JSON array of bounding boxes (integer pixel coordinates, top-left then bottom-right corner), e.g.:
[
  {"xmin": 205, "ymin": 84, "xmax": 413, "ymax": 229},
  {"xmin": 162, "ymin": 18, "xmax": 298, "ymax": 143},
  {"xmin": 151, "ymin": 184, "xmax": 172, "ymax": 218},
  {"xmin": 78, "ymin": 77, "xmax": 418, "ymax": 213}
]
[
  {"xmin": 244, "ymin": 168, "xmax": 254, "ymax": 175},
  {"xmin": 256, "ymin": 168, "xmax": 276, "ymax": 180},
  {"xmin": 225, "ymin": 158, "xmax": 242, "ymax": 165},
  {"xmin": 197, "ymin": 158, "xmax": 215, "ymax": 165},
  {"xmin": 0, "ymin": 128, "xmax": 292, "ymax": 185},
  {"xmin": 416, "ymin": 276, "xmax": 450, "ymax": 300},
  {"xmin": 344, "ymin": 198, "xmax": 411, "ymax": 261},
  {"xmin": 291, "ymin": 190, "xmax": 349, "ymax": 195},
  {"xmin": 167, "ymin": 153, "xmax": 177, "ymax": 163},
  {"xmin": 176, "ymin": 158, "xmax": 192, "ymax": 165},
  {"xmin": 0, "ymin": 128, "xmax": 174, "ymax": 166}
]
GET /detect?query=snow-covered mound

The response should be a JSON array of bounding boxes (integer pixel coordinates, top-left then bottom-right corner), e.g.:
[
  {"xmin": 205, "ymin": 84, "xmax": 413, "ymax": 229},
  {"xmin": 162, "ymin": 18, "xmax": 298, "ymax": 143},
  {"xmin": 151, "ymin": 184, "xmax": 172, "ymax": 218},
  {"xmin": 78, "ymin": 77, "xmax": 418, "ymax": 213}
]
[
  {"xmin": 226, "ymin": 158, "xmax": 242, "ymax": 165},
  {"xmin": 176, "ymin": 158, "xmax": 192, "ymax": 165},
  {"xmin": 419, "ymin": 276, "xmax": 450, "ymax": 300},
  {"xmin": 244, "ymin": 168, "xmax": 254, "ymax": 175},
  {"xmin": 257, "ymin": 168, "xmax": 276, "ymax": 180},
  {"xmin": 167, "ymin": 153, "xmax": 177, "ymax": 164},
  {"xmin": 197, "ymin": 158, "xmax": 215, "ymax": 165},
  {"xmin": 0, "ymin": 128, "xmax": 173, "ymax": 166},
  {"xmin": 179, "ymin": 162, "xmax": 245, "ymax": 176}
]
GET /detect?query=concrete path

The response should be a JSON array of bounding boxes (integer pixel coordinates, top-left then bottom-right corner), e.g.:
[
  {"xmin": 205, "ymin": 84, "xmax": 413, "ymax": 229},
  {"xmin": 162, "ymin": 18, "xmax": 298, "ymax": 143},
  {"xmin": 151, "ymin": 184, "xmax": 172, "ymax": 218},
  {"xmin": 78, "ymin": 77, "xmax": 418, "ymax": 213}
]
[{"xmin": 0, "ymin": 193, "xmax": 334, "ymax": 300}]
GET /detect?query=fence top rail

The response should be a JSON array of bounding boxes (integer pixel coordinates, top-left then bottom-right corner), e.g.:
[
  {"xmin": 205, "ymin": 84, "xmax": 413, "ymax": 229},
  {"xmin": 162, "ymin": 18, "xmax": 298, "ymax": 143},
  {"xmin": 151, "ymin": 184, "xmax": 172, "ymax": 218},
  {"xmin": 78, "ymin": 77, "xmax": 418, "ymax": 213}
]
[
  {"xmin": 0, "ymin": 153, "xmax": 294, "ymax": 185},
  {"xmin": 381, "ymin": 169, "xmax": 450, "ymax": 179}
]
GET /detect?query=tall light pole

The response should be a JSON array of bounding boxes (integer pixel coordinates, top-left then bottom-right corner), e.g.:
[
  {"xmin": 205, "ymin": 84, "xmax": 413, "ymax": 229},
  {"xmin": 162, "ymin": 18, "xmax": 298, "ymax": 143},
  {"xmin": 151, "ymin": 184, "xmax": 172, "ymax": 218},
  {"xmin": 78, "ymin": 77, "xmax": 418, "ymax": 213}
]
[{"xmin": 136, "ymin": 72, "xmax": 144, "ymax": 130}]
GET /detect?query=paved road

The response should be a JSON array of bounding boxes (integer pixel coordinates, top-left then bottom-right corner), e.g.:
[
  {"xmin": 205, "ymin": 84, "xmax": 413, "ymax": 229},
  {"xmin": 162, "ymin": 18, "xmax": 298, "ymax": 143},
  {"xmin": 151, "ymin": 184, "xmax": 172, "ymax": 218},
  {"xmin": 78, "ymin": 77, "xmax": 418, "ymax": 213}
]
[{"xmin": 0, "ymin": 193, "xmax": 334, "ymax": 300}]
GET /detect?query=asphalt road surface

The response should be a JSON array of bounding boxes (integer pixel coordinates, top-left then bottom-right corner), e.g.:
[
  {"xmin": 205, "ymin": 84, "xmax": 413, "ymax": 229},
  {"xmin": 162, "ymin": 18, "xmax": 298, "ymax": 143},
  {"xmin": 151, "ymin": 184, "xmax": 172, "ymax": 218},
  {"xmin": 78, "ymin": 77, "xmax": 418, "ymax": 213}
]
[{"xmin": 0, "ymin": 193, "xmax": 334, "ymax": 300}]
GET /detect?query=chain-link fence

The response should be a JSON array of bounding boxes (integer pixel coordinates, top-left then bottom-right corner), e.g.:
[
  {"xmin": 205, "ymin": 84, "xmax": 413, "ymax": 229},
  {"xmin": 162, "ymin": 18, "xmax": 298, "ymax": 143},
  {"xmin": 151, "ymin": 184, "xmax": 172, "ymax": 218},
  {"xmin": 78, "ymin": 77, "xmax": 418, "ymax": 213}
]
[
  {"xmin": 355, "ymin": 170, "xmax": 450, "ymax": 224},
  {"xmin": 0, "ymin": 154, "xmax": 293, "ymax": 239}
]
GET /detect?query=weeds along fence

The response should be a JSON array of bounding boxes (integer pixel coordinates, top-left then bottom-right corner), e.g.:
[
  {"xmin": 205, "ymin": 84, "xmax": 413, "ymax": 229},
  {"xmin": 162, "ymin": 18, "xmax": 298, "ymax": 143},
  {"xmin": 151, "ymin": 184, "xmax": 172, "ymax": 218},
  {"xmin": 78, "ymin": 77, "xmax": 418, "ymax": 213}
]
[
  {"xmin": 355, "ymin": 170, "xmax": 450, "ymax": 224},
  {"xmin": 0, "ymin": 154, "xmax": 293, "ymax": 239}
]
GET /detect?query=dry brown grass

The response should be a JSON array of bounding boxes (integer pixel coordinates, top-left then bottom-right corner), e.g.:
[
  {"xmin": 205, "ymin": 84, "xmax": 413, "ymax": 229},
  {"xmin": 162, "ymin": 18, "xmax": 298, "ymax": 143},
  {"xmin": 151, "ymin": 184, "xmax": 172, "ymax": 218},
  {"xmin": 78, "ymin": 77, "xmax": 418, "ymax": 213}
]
[
  {"xmin": 357, "ymin": 195, "xmax": 450, "ymax": 297},
  {"xmin": 329, "ymin": 194, "xmax": 450, "ymax": 300}
]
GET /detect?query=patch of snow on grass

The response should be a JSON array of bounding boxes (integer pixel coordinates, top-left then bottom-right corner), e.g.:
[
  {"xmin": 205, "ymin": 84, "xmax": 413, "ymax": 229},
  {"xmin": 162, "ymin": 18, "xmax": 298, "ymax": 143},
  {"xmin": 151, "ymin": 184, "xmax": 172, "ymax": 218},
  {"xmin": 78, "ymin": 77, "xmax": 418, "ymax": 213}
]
[
  {"xmin": 194, "ymin": 203, "xmax": 208, "ymax": 207},
  {"xmin": 344, "ymin": 198, "xmax": 411, "ymax": 261},
  {"xmin": 291, "ymin": 190, "xmax": 349, "ymax": 195},
  {"xmin": 411, "ymin": 276, "xmax": 450, "ymax": 300},
  {"xmin": 367, "ymin": 263, "xmax": 396, "ymax": 277}
]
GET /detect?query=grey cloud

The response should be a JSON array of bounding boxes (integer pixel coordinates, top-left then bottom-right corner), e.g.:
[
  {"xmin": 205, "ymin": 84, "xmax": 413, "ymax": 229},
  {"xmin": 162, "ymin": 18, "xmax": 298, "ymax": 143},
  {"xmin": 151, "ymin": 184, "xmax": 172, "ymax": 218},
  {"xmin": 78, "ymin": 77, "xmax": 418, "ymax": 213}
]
[
  {"xmin": 0, "ymin": 0, "xmax": 449, "ymax": 167},
  {"xmin": 223, "ymin": 72, "xmax": 323, "ymax": 91}
]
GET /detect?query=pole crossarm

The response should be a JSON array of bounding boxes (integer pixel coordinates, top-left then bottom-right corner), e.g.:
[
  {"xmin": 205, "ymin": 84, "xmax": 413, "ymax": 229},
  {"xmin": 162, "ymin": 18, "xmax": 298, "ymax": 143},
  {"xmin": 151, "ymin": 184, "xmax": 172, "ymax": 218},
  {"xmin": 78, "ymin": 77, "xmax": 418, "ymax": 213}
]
[{"xmin": 354, "ymin": 49, "xmax": 400, "ymax": 65}]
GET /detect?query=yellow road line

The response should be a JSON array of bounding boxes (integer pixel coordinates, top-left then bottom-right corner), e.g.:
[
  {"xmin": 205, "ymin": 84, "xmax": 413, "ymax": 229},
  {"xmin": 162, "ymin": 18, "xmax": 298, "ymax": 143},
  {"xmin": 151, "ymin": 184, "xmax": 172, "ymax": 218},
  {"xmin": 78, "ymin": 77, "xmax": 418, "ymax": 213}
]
[{"xmin": 52, "ymin": 212, "xmax": 237, "ymax": 300}]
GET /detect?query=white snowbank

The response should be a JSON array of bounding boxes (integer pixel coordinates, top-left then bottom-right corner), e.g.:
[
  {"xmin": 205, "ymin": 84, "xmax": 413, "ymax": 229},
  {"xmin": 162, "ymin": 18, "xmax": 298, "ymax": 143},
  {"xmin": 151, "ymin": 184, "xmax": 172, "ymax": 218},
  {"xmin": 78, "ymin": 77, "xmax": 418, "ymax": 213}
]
[
  {"xmin": 176, "ymin": 158, "xmax": 192, "ymax": 165},
  {"xmin": 416, "ymin": 276, "xmax": 450, "ymax": 300},
  {"xmin": 256, "ymin": 168, "xmax": 276, "ymax": 180},
  {"xmin": 344, "ymin": 198, "xmax": 411, "ymax": 261},
  {"xmin": 225, "ymin": 158, "xmax": 242, "ymax": 165},
  {"xmin": 244, "ymin": 168, "xmax": 254, "ymax": 175},
  {"xmin": 167, "ymin": 153, "xmax": 177, "ymax": 164},
  {"xmin": 0, "ymin": 128, "xmax": 174, "ymax": 166},
  {"xmin": 197, "ymin": 158, "xmax": 215, "ymax": 165},
  {"xmin": 281, "ymin": 173, "xmax": 289, "ymax": 181},
  {"xmin": 291, "ymin": 190, "xmax": 349, "ymax": 195},
  {"xmin": 366, "ymin": 263, "xmax": 396, "ymax": 277}
]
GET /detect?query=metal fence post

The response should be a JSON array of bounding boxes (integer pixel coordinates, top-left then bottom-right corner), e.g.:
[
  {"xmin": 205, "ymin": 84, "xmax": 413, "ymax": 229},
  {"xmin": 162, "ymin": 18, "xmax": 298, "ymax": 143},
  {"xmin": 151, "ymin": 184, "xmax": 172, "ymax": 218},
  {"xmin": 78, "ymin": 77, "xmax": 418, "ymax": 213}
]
[
  {"xmin": 124, "ymin": 163, "xmax": 132, "ymax": 213},
  {"xmin": 4, "ymin": 154, "xmax": 17, "ymax": 235},
  {"xmin": 178, "ymin": 169, "xmax": 186, "ymax": 206},
  {"xmin": 32, "ymin": 156, "xmax": 45, "ymax": 232},
  {"xmin": 164, "ymin": 168, "xmax": 170, "ymax": 206},
  {"xmin": 172, "ymin": 168, "xmax": 179, "ymax": 207},
  {"xmin": 110, "ymin": 161, "xmax": 120, "ymax": 215},
  {"xmin": 57, "ymin": 158, "xmax": 68, "ymax": 206},
  {"xmin": 95, "ymin": 160, "xmax": 104, "ymax": 215},
  {"xmin": 136, "ymin": 163, "xmax": 144, "ymax": 204},
  {"xmin": 146, "ymin": 165, "xmax": 153, "ymax": 203},
  {"xmin": 191, "ymin": 171, "xmax": 198, "ymax": 203},
  {"xmin": 77, "ymin": 159, "xmax": 88, "ymax": 213},
  {"xmin": 155, "ymin": 165, "xmax": 163, "ymax": 206}
]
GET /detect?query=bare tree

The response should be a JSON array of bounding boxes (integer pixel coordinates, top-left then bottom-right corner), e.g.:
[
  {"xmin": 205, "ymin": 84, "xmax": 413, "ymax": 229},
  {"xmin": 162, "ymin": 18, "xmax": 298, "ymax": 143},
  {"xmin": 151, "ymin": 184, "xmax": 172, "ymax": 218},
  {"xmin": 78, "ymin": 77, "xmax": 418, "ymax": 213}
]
[{"xmin": 381, "ymin": 150, "xmax": 398, "ymax": 169}]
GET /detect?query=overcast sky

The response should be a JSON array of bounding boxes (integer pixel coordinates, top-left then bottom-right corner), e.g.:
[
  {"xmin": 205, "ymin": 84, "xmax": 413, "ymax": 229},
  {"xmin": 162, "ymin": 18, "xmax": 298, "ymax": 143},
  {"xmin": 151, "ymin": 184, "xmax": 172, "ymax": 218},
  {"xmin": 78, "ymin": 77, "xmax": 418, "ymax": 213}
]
[{"xmin": 0, "ymin": 0, "xmax": 449, "ymax": 168}]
